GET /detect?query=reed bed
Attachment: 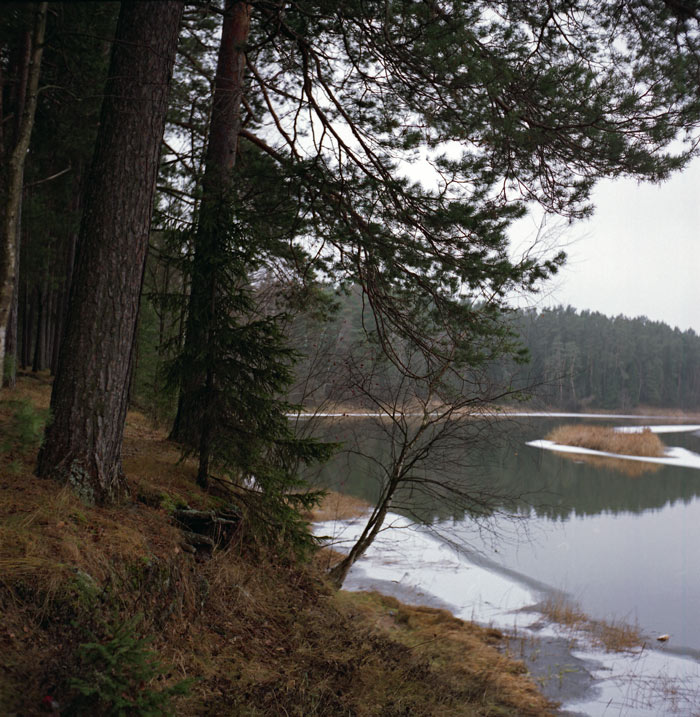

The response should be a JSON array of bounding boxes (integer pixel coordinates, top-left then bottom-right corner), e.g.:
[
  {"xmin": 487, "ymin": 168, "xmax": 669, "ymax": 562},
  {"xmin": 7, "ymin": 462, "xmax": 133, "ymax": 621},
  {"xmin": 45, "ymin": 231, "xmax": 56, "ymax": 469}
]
[
  {"xmin": 539, "ymin": 594, "xmax": 643, "ymax": 652},
  {"xmin": 547, "ymin": 424, "xmax": 666, "ymax": 457}
]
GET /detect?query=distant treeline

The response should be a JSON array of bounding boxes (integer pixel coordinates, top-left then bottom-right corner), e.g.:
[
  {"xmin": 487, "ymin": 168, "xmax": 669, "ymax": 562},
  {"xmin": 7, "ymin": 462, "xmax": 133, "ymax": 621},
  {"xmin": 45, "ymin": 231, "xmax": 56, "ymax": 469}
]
[
  {"xmin": 289, "ymin": 293, "xmax": 700, "ymax": 413},
  {"xmin": 496, "ymin": 306, "xmax": 700, "ymax": 411}
]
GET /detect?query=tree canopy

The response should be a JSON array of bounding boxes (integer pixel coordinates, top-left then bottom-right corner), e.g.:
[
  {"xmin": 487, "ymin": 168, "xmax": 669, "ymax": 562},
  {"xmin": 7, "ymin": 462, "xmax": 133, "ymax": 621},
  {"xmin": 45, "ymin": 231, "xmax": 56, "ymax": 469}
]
[
  {"xmin": 3, "ymin": 0, "xmax": 700, "ymax": 508},
  {"xmin": 162, "ymin": 0, "xmax": 700, "ymax": 380}
]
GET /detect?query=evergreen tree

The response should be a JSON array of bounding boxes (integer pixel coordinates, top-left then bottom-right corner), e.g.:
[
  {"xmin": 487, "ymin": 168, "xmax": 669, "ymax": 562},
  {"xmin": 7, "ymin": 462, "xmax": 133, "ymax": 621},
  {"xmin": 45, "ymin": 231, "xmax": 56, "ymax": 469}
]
[
  {"xmin": 495, "ymin": 307, "xmax": 700, "ymax": 411},
  {"xmin": 163, "ymin": 1, "xmax": 333, "ymax": 512},
  {"xmin": 37, "ymin": 2, "xmax": 183, "ymax": 504},
  {"xmin": 12, "ymin": 3, "xmax": 119, "ymax": 379},
  {"xmin": 170, "ymin": 0, "xmax": 252, "ymax": 451},
  {"xmin": 165, "ymin": 0, "xmax": 700, "ymax": 444},
  {"xmin": 20, "ymin": 0, "xmax": 700, "ymax": 509}
]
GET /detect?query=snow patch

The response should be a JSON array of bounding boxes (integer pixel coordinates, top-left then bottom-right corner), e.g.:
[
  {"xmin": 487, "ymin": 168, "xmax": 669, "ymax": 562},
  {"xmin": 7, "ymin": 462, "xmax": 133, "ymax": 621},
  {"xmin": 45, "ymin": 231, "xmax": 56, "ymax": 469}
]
[{"xmin": 528, "ymin": 434, "xmax": 700, "ymax": 471}]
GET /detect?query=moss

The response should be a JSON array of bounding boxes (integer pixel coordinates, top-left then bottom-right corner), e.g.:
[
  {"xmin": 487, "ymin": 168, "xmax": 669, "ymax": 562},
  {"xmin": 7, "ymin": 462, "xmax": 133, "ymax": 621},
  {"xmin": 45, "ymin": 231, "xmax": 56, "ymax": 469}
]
[
  {"xmin": 66, "ymin": 461, "xmax": 97, "ymax": 505},
  {"xmin": 159, "ymin": 492, "xmax": 177, "ymax": 513}
]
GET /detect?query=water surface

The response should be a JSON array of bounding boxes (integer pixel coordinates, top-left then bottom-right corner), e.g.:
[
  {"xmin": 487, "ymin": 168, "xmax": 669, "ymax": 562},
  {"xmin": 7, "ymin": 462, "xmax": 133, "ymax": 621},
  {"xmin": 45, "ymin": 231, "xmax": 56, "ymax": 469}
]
[{"xmin": 305, "ymin": 415, "xmax": 700, "ymax": 653}]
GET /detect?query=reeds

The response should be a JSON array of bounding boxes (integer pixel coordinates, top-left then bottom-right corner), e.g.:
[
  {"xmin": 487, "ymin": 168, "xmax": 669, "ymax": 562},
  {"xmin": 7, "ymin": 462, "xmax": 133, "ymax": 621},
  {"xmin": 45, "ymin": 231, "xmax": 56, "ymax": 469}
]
[
  {"xmin": 547, "ymin": 424, "xmax": 666, "ymax": 457},
  {"xmin": 539, "ymin": 594, "xmax": 643, "ymax": 652},
  {"xmin": 308, "ymin": 490, "xmax": 371, "ymax": 522}
]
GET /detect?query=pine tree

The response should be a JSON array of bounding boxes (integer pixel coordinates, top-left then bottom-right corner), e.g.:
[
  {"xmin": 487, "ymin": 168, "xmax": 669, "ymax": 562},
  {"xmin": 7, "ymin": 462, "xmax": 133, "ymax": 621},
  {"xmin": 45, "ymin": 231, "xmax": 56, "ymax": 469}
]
[
  {"xmin": 36, "ymin": 2, "xmax": 183, "ymax": 504},
  {"xmin": 162, "ymin": 1, "xmax": 333, "ymax": 525},
  {"xmin": 170, "ymin": 0, "xmax": 252, "ymax": 451},
  {"xmin": 165, "ymin": 0, "xmax": 700, "ymax": 442}
]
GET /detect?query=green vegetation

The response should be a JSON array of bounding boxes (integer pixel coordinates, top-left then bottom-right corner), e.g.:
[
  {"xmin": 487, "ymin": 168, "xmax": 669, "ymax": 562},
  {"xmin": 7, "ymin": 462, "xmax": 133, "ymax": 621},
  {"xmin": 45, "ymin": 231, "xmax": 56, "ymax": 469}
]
[
  {"xmin": 0, "ymin": 397, "xmax": 47, "ymax": 455},
  {"xmin": 4, "ymin": 3, "xmax": 700, "ymax": 713},
  {"xmin": 68, "ymin": 615, "xmax": 193, "ymax": 716}
]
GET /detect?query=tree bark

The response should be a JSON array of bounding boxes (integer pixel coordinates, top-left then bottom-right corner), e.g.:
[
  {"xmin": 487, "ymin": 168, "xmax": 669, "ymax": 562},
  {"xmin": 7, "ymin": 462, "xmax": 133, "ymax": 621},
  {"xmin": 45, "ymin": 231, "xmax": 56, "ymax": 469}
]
[
  {"xmin": 21, "ymin": 279, "xmax": 32, "ymax": 368},
  {"xmin": 37, "ymin": 1, "xmax": 183, "ymax": 505},
  {"xmin": 4, "ymin": 200, "xmax": 21, "ymax": 386},
  {"xmin": 51, "ymin": 190, "xmax": 79, "ymax": 374},
  {"xmin": 0, "ymin": 2, "xmax": 47, "ymax": 386},
  {"xmin": 170, "ymin": 0, "xmax": 251, "ymax": 453},
  {"xmin": 328, "ymin": 468, "xmax": 400, "ymax": 589},
  {"xmin": 31, "ymin": 280, "xmax": 44, "ymax": 372}
]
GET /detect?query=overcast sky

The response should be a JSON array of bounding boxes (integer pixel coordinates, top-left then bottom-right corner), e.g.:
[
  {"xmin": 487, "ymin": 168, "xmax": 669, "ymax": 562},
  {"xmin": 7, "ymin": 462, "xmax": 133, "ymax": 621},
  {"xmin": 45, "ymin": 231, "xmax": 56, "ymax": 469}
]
[{"xmin": 511, "ymin": 157, "xmax": 700, "ymax": 335}]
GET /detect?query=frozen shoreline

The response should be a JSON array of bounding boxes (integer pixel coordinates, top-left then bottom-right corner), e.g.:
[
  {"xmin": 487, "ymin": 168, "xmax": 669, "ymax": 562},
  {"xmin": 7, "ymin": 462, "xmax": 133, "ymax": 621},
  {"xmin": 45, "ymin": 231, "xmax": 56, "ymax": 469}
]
[{"xmin": 316, "ymin": 511, "xmax": 700, "ymax": 716}]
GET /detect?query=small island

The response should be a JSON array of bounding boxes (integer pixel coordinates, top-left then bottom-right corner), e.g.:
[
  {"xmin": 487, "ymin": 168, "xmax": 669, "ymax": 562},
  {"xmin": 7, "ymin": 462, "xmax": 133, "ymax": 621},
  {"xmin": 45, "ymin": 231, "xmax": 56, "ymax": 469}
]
[{"xmin": 546, "ymin": 425, "xmax": 666, "ymax": 457}]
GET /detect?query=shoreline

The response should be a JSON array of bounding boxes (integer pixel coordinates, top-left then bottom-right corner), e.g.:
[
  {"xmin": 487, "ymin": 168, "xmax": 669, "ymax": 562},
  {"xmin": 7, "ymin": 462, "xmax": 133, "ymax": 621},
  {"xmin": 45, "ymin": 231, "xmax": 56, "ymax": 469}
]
[
  {"xmin": 316, "ymin": 511, "xmax": 700, "ymax": 716},
  {"xmin": 294, "ymin": 409, "xmax": 700, "ymax": 420}
]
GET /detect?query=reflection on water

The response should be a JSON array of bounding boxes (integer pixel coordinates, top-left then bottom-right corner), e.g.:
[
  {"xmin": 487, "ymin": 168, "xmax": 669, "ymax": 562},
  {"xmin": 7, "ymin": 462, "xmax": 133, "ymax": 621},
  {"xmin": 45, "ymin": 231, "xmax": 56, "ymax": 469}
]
[
  {"xmin": 304, "ymin": 416, "xmax": 700, "ymax": 652},
  {"xmin": 307, "ymin": 417, "xmax": 700, "ymax": 521},
  {"xmin": 552, "ymin": 450, "xmax": 662, "ymax": 477}
]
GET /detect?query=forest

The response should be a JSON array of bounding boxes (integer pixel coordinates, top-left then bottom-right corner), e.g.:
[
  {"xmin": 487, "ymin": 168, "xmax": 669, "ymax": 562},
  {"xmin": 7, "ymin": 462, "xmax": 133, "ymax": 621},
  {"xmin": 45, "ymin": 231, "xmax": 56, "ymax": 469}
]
[
  {"xmin": 499, "ymin": 306, "xmax": 700, "ymax": 411},
  {"xmin": 226, "ymin": 292, "xmax": 700, "ymax": 416},
  {"xmin": 2, "ymin": 1, "xmax": 700, "ymax": 713}
]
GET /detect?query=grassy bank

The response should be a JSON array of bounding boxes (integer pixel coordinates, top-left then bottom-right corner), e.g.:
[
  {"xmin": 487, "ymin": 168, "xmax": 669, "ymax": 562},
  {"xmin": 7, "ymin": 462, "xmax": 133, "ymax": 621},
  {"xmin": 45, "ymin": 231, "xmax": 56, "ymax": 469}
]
[
  {"xmin": 547, "ymin": 424, "xmax": 666, "ymax": 457},
  {"xmin": 0, "ymin": 375, "xmax": 556, "ymax": 716}
]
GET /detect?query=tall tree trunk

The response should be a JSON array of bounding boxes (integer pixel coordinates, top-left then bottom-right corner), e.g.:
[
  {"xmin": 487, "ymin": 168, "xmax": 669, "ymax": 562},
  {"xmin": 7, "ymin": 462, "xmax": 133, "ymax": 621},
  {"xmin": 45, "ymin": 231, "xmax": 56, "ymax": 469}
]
[
  {"xmin": 4, "ymin": 24, "xmax": 32, "ymax": 388},
  {"xmin": 45, "ymin": 282, "xmax": 55, "ymax": 369},
  {"xmin": 51, "ymin": 285, "xmax": 65, "ymax": 375},
  {"xmin": 37, "ymin": 1, "xmax": 183, "ymax": 505},
  {"xmin": 170, "ymin": 0, "xmax": 251, "ymax": 454},
  {"xmin": 4, "ymin": 199, "xmax": 21, "ymax": 386},
  {"xmin": 51, "ymin": 195, "xmax": 79, "ymax": 374},
  {"xmin": 0, "ymin": 2, "xmax": 47, "ymax": 386},
  {"xmin": 31, "ymin": 281, "xmax": 44, "ymax": 372},
  {"xmin": 21, "ymin": 280, "xmax": 32, "ymax": 368}
]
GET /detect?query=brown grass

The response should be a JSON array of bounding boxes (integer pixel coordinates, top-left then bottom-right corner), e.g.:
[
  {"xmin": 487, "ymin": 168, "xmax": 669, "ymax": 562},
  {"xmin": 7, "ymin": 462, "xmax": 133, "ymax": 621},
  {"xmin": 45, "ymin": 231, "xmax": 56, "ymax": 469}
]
[
  {"xmin": 539, "ymin": 594, "xmax": 643, "ymax": 653},
  {"xmin": 341, "ymin": 591, "xmax": 557, "ymax": 716},
  {"xmin": 547, "ymin": 424, "xmax": 666, "ymax": 457},
  {"xmin": 0, "ymin": 376, "xmax": 556, "ymax": 716},
  {"xmin": 2, "ymin": 368, "xmax": 53, "ymax": 408},
  {"xmin": 308, "ymin": 490, "xmax": 371, "ymax": 522}
]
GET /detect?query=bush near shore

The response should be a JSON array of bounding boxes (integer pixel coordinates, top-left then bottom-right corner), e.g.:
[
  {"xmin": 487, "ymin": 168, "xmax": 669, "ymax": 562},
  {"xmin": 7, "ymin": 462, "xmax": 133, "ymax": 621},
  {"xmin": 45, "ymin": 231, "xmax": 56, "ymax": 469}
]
[{"xmin": 547, "ymin": 424, "xmax": 666, "ymax": 457}]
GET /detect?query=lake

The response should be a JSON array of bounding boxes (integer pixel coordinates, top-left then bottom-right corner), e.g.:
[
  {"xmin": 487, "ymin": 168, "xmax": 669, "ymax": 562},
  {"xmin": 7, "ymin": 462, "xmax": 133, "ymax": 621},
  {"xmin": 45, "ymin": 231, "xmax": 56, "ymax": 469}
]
[{"xmin": 303, "ymin": 414, "xmax": 700, "ymax": 656}]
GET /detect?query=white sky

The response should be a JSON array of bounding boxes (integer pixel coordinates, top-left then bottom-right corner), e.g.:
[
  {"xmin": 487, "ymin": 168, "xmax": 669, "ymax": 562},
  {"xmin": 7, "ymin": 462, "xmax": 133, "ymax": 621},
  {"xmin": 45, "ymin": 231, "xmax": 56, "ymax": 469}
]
[{"xmin": 511, "ymin": 157, "xmax": 700, "ymax": 335}]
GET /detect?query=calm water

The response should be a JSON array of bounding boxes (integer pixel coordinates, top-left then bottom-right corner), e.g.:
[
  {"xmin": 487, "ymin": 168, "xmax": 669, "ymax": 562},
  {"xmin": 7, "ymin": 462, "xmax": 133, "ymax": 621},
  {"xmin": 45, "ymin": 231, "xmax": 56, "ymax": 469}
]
[{"xmin": 303, "ymin": 415, "xmax": 700, "ymax": 654}]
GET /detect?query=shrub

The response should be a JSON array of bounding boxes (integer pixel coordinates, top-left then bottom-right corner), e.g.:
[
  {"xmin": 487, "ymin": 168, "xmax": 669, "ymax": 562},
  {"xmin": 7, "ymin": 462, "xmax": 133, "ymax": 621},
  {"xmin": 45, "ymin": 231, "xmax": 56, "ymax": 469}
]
[
  {"xmin": 0, "ymin": 399, "xmax": 48, "ymax": 455},
  {"xmin": 67, "ymin": 615, "xmax": 191, "ymax": 716}
]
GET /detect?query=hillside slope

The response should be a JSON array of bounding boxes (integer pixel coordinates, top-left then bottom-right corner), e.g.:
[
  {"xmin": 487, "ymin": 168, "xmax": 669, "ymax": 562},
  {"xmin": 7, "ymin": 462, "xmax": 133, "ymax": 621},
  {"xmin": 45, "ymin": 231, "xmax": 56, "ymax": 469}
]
[{"xmin": 0, "ymin": 374, "xmax": 556, "ymax": 716}]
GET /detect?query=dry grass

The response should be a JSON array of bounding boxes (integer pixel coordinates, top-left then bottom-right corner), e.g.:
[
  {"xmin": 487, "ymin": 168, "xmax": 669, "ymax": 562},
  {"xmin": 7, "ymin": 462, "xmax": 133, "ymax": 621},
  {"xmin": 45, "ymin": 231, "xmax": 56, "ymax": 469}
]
[
  {"xmin": 341, "ymin": 591, "xmax": 557, "ymax": 716},
  {"xmin": 539, "ymin": 594, "xmax": 643, "ymax": 652},
  {"xmin": 547, "ymin": 424, "xmax": 666, "ymax": 457},
  {"xmin": 308, "ymin": 490, "xmax": 371, "ymax": 522},
  {"xmin": 2, "ymin": 368, "xmax": 53, "ymax": 408},
  {"xmin": 0, "ymin": 376, "xmax": 556, "ymax": 716}
]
